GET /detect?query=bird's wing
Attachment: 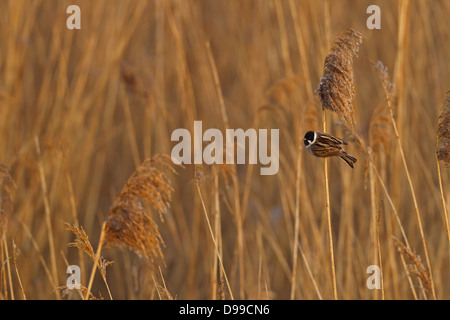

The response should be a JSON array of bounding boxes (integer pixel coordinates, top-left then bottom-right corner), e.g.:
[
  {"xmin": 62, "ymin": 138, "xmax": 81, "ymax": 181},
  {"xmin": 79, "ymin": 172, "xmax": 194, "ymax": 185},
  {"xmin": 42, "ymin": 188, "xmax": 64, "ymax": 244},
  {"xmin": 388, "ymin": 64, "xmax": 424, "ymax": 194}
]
[
  {"xmin": 318, "ymin": 133, "xmax": 348, "ymax": 146},
  {"xmin": 310, "ymin": 144, "xmax": 343, "ymax": 157}
]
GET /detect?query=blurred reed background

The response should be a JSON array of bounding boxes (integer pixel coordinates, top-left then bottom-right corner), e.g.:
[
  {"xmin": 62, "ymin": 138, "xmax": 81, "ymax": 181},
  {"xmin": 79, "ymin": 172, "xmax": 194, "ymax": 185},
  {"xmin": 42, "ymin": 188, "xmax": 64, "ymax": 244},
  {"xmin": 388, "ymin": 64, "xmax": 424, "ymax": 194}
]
[{"xmin": 0, "ymin": 0, "xmax": 449, "ymax": 299}]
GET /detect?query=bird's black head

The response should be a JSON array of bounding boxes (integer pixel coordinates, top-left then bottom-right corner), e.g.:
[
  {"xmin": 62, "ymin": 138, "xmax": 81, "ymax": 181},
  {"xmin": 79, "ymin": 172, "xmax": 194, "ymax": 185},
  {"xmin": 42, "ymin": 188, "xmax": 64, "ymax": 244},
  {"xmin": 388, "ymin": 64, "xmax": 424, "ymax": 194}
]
[{"xmin": 304, "ymin": 131, "xmax": 315, "ymax": 146}]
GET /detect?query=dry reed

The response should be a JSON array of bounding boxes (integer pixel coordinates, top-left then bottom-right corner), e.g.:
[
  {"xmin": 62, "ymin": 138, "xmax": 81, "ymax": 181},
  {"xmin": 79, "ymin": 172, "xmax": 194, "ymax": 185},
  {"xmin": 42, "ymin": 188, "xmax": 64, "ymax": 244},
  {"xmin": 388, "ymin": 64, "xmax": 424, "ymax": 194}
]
[
  {"xmin": 85, "ymin": 154, "xmax": 179, "ymax": 299},
  {"xmin": 103, "ymin": 154, "xmax": 178, "ymax": 260},
  {"xmin": 0, "ymin": 164, "xmax": 15, "ymax": 300},
  {"xmin": 0, "ymin": 164, "xmax": 14, "ymax": 236},
  {"xmin": 436, "ymin": 90, "xmax": 450, "ymax": 275},
  {"xmin": 317, "ymin": 28, "xmax": 363, "ymax": 130},
  {"xmin": 195, "ymin": 164, "xmax": 234, "ymax": 300},
  {"xmin": 2, "ymin": 0, "xmax": 450, "ymax": 301},
  {"xmin": 437, "ymin": 91, "xmax": 450, "ymax": 165},
  {"xmin": 317, "ymin": 28, "xmax": 363, "ymax": 300},
  {"xmin": 206, "ymin": 40, "xmax": 245, "ymax": 299},
  {"xmin": 394, "ymin": 237, "xmax": 433, "ymax": 296},
  {"xmin": 375, "ymin": 60, "xmax": 436, "ymax": 299},
  {"xmin": 12, "ymin": 241, "xmax": 26, "ymax": 299},
  {"xmin": 369, "ymin": 105, "xmax": 393, "ymax": 156},
  {"xmin": 65, "ymin": 222, "xmax": 113, "ymax": 299}
]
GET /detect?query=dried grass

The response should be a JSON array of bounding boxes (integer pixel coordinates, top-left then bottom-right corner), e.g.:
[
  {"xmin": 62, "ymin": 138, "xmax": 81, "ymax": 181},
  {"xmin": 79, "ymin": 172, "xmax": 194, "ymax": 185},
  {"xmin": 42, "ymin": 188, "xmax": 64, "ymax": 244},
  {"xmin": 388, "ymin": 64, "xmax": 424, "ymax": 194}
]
[
  {"xmin": 0, "ymin": 164, "xmax": 14, "ymax": 236},
  {"xmin": 394, "ymin": 237, "xmax": 432, "ymax": 296},
  {"xmin": 12, "ymin": 241, "xmax": 25, "ymax": 299},
  {"xmin": 374, "ymin": 61, "xmax": 397, "ymax": 105},
  {"xmin": 375, "ymin": 60, "xmax": 436, "ymax": 299},
  {"xmin": 103, "ymin": 154, "xmax": 179, "ymax": 262},
  {"xmin": 266, "ymin": 75, "xmax": 301, "ymax": 107},
  {"xmin": 303, "ymin": 105, "xmax": 320, "ymax": 132},
  {"xmin": 2, "ymin": 0, "xmax": 450, "ymax": 301},
  {"xmin": 84, "ymin": 154, "xmax": 180, "ymax": 300},
  {"xmin": 317, "ymin": 28, "xmax": 363, "ymax": 129},
  {"xmin": 316, "ymin": 28, "xmax": 363, "ymax": 300},
  {"xmin": 217, "ymin": 280, "xmax": 225, "ymax": 300},
  {"xmin": 369, "ymin": 105, "xmax": 393, "ymax": 155},
  {"xmin": 57, "ymin": 284, "xmax": 103, "ymax": 300},
  {"xmin": 65, "ymin": 223, "xmax": 113, "ymax": 278},
  {"xmin": 437, "ymin": 90, "xmax": 450, "ymax": 165}
]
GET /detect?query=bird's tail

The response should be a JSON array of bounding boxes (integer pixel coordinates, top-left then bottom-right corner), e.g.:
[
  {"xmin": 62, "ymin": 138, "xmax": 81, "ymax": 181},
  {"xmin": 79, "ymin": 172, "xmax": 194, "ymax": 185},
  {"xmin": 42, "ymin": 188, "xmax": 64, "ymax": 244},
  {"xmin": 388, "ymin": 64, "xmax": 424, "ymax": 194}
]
[{"xmin": 340, "ymin": 152, "xmax": 357, "ymax": 168}]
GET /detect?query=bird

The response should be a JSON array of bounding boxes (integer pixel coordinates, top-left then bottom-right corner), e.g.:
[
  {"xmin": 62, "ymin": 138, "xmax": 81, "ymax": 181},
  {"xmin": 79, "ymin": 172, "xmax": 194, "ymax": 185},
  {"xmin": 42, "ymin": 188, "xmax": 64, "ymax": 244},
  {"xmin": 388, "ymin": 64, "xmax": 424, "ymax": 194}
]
[{"xmin": 304, "ymin": 131, "xmax": 357, "ymax": 168}]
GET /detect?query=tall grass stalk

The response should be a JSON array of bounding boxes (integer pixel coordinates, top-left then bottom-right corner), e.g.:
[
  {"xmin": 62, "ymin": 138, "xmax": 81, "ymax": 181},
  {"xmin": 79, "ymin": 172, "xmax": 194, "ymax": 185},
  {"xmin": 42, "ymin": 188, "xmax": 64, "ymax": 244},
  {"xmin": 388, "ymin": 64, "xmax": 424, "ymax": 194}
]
[
  {"xmin": 370, "ymin": 161, "xmax": 420, "ymax": 299},
  {"xmin": 436, "ymin": 90, "xmax": 450, "ymax": 271},
  {"xmin": 206, "ymin": 41, "xmax": 244, "ymax": 298},
  {"xmin": 12, "ymin": 241, "xmax": 26, "ymax": 299},
  {"xmin": 34, "ymin": 136, "xmax": 60, "ymax": 300},
  {"xmin": 368, "ymin": 150, "xmax": 384, "ymax": 299},
  {"xmin": 322, "ymin": 110, "xmax": 337, "ymax": 300},
  {"xmin": 436, "ymin": 158, "xmax": 450, "ymax": 268},
  {"xmin": 195, "ymin": 173, "xmax": 234, "ymax": 300},
  {"xmin": 316, "ymin": 28, "xmax": 362, "ymax": 300},
  {"xmin": 1, "ymin": 238, "xmax": 14, "ymax": 299},
  {"xmin": 84, "ymin": 223, "xmax": 106, "ymax": 300},
  {"xmin": 375, "ymin": 61, "xmax": 436, "ymax": 299},
  {"xmin": 290, "ymin": 135, "xmax": 303, "ymax": 300}
]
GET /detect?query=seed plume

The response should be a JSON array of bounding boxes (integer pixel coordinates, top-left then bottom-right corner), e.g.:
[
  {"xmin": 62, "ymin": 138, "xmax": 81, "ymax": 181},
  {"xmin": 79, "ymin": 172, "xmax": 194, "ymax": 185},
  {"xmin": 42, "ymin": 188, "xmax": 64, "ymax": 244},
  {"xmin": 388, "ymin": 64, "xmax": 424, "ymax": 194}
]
[
  {"xmin": 103, "ymin": 154, "xmax": 179, "ymax": 262},
  {"xmin": 65, "ymin": 223, "xmax": 113, "ymax": 278},
  {"xmin": 0, "ymin": 164, "xmax": 15, "ymax": 236},
  {"xmin": 369, "ymin": 105, "xmax": 392, "ymax": 155},
  {"xmin": 374, "ymin": 61, "xmax": 396, "ymax": 105},
  {"xmin": 317, "ymin": 28, "xmax": 363, "ymax": 129},
  {"xmin": 437, "ymin": 90, "xmax": 450, "ymax": 165},
  {"xmin": 394, "ymin": 237, "xmax": 432, "ymax": 296}
]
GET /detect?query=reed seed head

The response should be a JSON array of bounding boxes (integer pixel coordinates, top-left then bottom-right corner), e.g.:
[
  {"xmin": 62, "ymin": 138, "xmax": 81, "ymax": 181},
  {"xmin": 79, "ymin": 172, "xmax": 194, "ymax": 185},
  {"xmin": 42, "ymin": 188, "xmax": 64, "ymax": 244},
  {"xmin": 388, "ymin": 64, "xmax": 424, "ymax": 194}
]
[
  {"xmin": 369, "ymin": 105, "xmax": 392, "ymax": 155},
  {"xmin": 317, "ymin": 28, "xmax": 363, "ymax": 129},
  {"xmin": 65, "ymin": 222, "xmax": 113, "ymax": 278},
  {"xmin": 266, "ymin": 76, "xmax": 301, "ymax": 107},
  {"xmin": 303, "ymin": 105, "xmax": 320, "ymax": 132},
  {"xmin": 0, "ymin": 164, "xmax": 15, "ymax": 235},
  {"xmin": 437, "ymin": 90, "xmax": 450, "ymax": 165},
  {"xmin": 374, "ymin": 61, "xmax": 396, "ymax": 105},
  {"xmin": 394, "ymin": 237, "xmax": 432, "ymax": 296},
  {"xmin": 103, "ymin": 154, "xmax": 179, "ymax": 262}
]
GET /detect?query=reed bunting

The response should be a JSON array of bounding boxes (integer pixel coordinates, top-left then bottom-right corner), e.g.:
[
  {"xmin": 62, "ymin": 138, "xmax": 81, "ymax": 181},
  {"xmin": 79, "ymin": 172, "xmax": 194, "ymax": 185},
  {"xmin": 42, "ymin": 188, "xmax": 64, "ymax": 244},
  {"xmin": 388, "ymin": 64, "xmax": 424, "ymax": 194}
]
[{"xmin": 304, "ymin": 131, "xmax": 357, "ymax": 168}]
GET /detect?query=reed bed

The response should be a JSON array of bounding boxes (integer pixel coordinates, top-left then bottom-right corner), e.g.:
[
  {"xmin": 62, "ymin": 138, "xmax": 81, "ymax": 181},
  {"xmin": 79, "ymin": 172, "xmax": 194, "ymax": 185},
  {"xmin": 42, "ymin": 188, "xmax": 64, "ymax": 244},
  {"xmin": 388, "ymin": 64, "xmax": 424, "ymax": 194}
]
[{"xmin": 0, "ymin": 0, "xmax": 449, "ymax": 300}]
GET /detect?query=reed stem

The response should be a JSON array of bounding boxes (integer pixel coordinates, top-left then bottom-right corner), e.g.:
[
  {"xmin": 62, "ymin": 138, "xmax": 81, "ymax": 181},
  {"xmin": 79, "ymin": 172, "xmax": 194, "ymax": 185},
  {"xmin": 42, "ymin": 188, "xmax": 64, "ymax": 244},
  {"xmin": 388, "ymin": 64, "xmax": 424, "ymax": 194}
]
[
  {"xmin": 84, "ymin": 222, "xmax": 106, "ymax": 300},
  {"xmin": 290, "ymin": 135, "xmax": 302, "ymax": 300},
  {"xmin": 322, "ymin": 110, "xmax": 337, "ymax": 300},
  {"xmin": 436, "ymin": 156, "xmax": 450, "ymax": 262}
]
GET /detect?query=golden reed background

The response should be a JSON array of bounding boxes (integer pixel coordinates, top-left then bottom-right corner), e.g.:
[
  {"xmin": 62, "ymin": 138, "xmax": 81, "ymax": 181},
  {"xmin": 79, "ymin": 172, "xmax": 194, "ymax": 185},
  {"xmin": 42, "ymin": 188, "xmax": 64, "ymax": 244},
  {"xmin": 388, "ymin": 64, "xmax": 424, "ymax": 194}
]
[{"xmin": 0, "ymin": 0, "xmax": 449, "ymax": 299}]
